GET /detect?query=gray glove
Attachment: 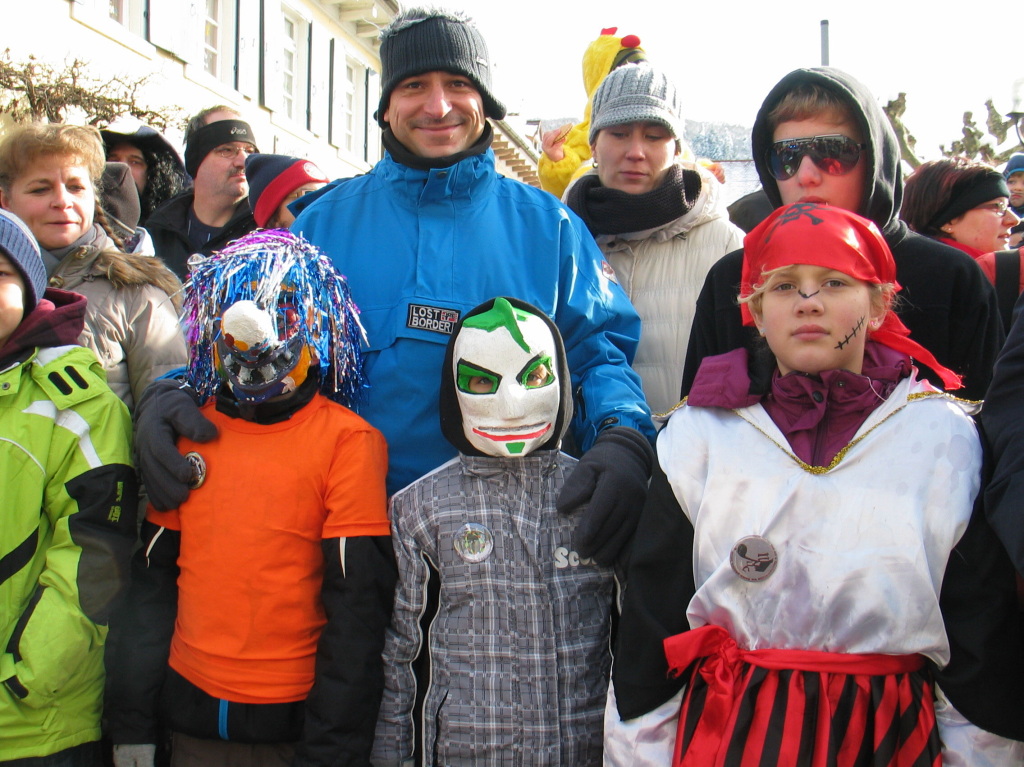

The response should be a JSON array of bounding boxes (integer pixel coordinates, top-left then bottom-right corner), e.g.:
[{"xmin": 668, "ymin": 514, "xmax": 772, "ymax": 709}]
[
  {"xmin": 135, "ymin": 378, "xmax": 218, "ymax": 510},
  {"xmin": 112, "ymin": 744, "xmax": 156, "ymax": 767}
]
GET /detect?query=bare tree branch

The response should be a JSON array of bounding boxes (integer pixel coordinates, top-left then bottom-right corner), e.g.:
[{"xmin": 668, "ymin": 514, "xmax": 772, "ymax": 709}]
[{"xmin": 0, "ymin": 49, "xmax": 185, "ymax": 129}]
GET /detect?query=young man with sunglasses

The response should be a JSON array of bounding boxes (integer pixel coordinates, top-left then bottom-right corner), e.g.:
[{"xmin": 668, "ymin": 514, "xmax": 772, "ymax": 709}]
[
  {"xmin": 147, "ymin": 106, "xmax": 260, "ymax": 278},
  {"xmin": 679, "ymin": 67, "xmax": 1003, "ymax": 401}
]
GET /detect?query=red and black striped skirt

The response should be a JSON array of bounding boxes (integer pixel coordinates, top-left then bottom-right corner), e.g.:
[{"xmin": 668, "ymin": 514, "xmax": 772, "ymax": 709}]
[{"xmin": 664, "ymin": 625, "xmax": 941, "ymax": 767}]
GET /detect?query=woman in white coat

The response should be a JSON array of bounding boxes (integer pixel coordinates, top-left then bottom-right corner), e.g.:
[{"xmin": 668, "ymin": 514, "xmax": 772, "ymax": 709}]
[{"xmin": 564, "ymin": 63, "xmax": 743, "ymax": 415}]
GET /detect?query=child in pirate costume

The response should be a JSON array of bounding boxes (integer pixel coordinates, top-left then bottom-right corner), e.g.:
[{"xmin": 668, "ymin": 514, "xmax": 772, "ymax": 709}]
[
  {"xmin": 371, "ymin": 297, "xmax": 615, "ymax": 767},
  {"xmin": 107, "ymin": 230, "xmax": 396, "ymax": 767},
  {"xmin": 604, "ymin": 203, "xmax": 1024, "ymax": 766}
]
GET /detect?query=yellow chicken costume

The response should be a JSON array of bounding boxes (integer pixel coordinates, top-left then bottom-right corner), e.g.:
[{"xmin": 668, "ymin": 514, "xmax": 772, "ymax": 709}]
[{"xmin": 538, "ymin": 28, "xmax": 648, "ymax": 198}]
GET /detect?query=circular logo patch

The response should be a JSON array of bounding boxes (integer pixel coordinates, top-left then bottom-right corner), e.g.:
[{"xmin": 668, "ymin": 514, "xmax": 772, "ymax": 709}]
[
  {"xmin": 730, "ymin": 535, "xmax": 777, "ymax": 582},
  {"xmin": 184, "ymin": 451, "xmax": 207, "ymax": 489},
  {"xmin": 453, "ymin": 522, "xmax": 493, "ymax": 563}
]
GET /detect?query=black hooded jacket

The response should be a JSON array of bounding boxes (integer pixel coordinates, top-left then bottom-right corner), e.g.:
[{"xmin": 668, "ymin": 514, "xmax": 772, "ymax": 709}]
[
  {"xmin": 146, "ymin": 192, "xmax": 256, "ymax": 279},
  {"xmin": 680, "ymin": 68, "xmax": 1003, "ymax": 401}
]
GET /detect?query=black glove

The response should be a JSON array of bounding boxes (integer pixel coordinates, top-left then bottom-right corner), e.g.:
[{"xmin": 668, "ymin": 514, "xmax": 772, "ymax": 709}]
[
  {"xmin": 135, "ymin": 378, "xmax": 218, "ymax": 510},
  {"xmin": 557, "ymin": 426, "xmax": 654, "ymax": 566}
]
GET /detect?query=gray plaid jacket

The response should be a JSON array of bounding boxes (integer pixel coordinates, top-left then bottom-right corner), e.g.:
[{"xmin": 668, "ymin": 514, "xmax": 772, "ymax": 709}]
[{"xmin": 372, "ymin": 451, "xmax": 614, "ymax": 766}]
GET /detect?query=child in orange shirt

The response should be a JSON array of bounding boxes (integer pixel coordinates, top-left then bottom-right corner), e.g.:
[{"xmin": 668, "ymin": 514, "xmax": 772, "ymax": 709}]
[{"xmin": 107, "ymin": 230, "xmax": 395, "ymax": 767}]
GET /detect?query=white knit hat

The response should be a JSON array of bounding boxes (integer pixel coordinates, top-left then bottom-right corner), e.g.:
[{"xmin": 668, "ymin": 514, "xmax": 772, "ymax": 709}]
[{"xmin": 589, "ymin": 63, "xmax": 684, "ymax": 144}]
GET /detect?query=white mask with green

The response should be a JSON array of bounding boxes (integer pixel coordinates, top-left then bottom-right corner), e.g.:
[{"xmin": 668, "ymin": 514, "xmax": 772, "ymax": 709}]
[{"xmin": 453, "ymin": 298, "xmax": 561, "ymax": 457}]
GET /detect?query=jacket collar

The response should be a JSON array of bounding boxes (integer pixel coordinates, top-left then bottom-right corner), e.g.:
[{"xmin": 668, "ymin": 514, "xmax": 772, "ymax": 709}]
[
  {"xmin": 376, "ymin": 144, "xmax": 498, "ymax": 205},
  {"xmin": 458, "ymin": 450, "xmax": 562, "ymax": 480},
  {"xmin": 0, "ymin": 289, "xmax": 87, "ymax": 371}
]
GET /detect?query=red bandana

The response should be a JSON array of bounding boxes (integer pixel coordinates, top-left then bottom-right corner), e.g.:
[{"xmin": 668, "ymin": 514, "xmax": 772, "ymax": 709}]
[{"xmin": 740, "ymin": 203, "xmax": 962, "ymax": 390}]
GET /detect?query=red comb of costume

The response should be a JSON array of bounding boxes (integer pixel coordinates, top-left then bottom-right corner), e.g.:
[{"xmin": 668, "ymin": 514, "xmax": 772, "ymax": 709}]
[
  {"xmin": 620, "ymin": 34, "xmax": 641, "ymax": 48},
  {"xmin": 600, "ymin": 27, "xmax": 617, "ymax": 35}
]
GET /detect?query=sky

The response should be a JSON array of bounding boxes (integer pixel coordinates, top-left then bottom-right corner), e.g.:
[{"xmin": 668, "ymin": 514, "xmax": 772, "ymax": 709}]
[{"xmin": 444, "ymin": 0, "xmax": 1022, "ymax": 162}]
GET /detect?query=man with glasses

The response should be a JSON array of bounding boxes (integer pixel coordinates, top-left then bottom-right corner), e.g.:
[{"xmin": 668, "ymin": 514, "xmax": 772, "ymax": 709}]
[
  {"xmin": 147, "ymin": 106, "xmax": 259, "ymax": 277},
  {"xmin": 679, "ymin": 67, "xmax": 1003, "ymax": 402}
]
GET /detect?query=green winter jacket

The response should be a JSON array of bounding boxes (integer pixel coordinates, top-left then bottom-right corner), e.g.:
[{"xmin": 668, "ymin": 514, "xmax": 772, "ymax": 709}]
[{"xmin": 0, "ymin": 342, "xmax": 138, "ymax": 759}]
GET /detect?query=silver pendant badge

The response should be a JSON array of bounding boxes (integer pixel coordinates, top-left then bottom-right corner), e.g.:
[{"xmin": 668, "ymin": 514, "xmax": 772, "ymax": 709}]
[
  {"xmin": 454, "ymin": 522, "xmax": 494, "ymax": 563},
  {"xmin": 730, "ymin": 535, "xmax": 777, "ymax": 582}
]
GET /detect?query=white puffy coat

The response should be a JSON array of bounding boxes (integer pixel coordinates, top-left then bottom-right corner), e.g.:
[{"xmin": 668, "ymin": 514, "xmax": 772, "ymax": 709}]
[{"xmin": 567, "ymin": 166, "xmax": 743, "ymax": 415}]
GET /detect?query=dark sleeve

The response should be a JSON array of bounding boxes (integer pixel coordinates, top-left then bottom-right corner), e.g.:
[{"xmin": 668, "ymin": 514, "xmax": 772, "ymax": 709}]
[
  {"xmin": 612, "ymin": 456, "xmax": 697, "ymax": 720},
  {"xmin": 931, "ymin": 486, "xmax": 1024, "ymax": 741},
  {"xmin": 890, "ymin": 234, "xmax": 1003, "ymax": 401},
  {"xmin": 943, "ymin": 255, "xmax": 1003, "ymax": 400},
  {"xmin": 680, "ymin": 249, "xmax": 759, "ymax": 397},
  {"xmin": 105, "ymin": 520, "xmax": 180, "ymax": 744},
  {"xmin": 981, "ymin": 291, "xmax": 1024, "ymax": 573},
  {"xmin": 293, "ymin": 535, "xmax": 398, "ymax": 767}
]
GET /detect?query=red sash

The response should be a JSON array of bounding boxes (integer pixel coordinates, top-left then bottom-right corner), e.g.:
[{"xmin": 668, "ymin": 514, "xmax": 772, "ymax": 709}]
[{"xmin": 663, "ymin": 624, "xmax": 925, "ymax": 766}]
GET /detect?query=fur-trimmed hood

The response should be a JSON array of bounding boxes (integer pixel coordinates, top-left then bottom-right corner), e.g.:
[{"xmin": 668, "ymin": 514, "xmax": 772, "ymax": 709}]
[{"xmin": 48, "ymin": 233, "xmax": 182, "ymax": 311}]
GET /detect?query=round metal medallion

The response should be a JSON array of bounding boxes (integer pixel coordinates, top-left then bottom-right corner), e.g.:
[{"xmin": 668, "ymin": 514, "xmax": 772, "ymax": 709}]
[
  {"xmin": 453, "ymin": 522, "xmax": 493, "ymax": 563},
  {"xmin": 730, "ymin": 535, "xmax": 777, "ymax": 582},
  {"xmin": 184, "ymin": 451, "xmax": 207, "ymax": 489}
]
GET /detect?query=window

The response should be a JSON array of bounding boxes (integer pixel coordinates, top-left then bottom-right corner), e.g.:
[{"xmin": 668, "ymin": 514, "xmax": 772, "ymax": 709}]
[
  {"xmin": 331, "ymin": 47, "xmax": 369, "ymax": 160},
  {"xmin": 204, "ymin": 0, "xmax": 221, "ymax": 77},
  {"xmin": 343, "ymin": 63, "xmax": 356, "ymax": 153},
  {"xmin": 106, "ymin": 0, "xmax": 145, "ymax": 36},
  {"xmin": 197, "ymin": 0, "xmax": 238, "ymax": 87},
  {"xmin": 281, "ymin": 7, "xmax": 309, "ymax": 123}
]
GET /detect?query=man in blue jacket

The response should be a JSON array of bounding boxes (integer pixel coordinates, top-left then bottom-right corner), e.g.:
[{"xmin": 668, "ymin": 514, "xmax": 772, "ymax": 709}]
[{"xmin": 137, "ymin": 6, "xmax": 654, "ymax": 566}]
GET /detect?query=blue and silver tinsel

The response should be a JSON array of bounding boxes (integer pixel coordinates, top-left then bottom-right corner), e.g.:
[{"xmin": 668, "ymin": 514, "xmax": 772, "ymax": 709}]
[{"xmin": 181, "ymin": 229, "xmax": 367, "ymax": 407}]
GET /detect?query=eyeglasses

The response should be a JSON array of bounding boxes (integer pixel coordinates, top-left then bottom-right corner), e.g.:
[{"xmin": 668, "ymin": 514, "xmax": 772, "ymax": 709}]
[
  {"xmin": 765, "ymin": 135, "xmax": 866, "ymax": 181},
  {"xmin": 974, "ymin": 201, "xmax": 1010, "ymax": 216},
  {"xmin": 210, "ymin": 144, "xmax": 257, "ymax": 160}
]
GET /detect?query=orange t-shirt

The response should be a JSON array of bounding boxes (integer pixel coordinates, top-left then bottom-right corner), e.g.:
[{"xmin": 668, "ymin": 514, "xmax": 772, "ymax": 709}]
[{"xmin": 147, "ymin": 394, "xmax": 389, "ymax": 704}]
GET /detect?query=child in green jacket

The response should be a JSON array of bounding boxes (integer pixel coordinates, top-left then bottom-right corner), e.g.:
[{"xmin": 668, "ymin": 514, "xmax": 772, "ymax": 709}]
[{"xmin": 0, "ymin": 208, "xmax": 138, "ymax": 764}]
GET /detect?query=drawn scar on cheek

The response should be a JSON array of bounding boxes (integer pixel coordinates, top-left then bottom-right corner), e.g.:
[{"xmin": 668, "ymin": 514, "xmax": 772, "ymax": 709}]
[{"xmin": 835, "ymin": 316, "xmax": 865, "ymax": 350}]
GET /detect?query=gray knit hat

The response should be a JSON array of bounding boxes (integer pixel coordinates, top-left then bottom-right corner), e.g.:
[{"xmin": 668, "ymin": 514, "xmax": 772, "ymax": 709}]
[
  {"xmin": 0, "ymin": 209, "xmax": 47, "ymax": 313},
  {"xmin": 375, "ymin": 7, "xmax": 506, "ymax": 128},
  {"xmin": 589, "ymin": 63, "xmax": 684, "ymax": 145}
]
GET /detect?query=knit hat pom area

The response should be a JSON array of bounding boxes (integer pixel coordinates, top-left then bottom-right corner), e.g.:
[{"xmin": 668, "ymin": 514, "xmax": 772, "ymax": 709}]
[
  {"xmin": 589, "ymin": 63, "xmax": 684, "ymax": 144},
  {"xmin": 245, "ymin": 153, "xmax": 329, "ymax": 227},
  {"xmin": 375, "ymin": 7, "xmax": 506, "ymax": 127}
]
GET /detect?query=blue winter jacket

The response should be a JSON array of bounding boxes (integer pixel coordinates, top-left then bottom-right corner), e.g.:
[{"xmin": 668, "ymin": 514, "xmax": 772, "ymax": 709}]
[{"xmin": 293, "ymin": 149, "xmax": 653, "ymax": 493}]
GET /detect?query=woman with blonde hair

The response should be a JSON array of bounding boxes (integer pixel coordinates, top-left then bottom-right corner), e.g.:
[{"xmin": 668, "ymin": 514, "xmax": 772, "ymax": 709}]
[{"xmin": 0, "ymin": 122, "xmax": 186, "ymax": 410}]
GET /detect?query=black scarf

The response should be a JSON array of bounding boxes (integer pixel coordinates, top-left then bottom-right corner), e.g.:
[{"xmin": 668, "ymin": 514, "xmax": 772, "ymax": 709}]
[
  {"xmin": 382, "ymin": 122, "xmax": 493, "ymax": 170},
  {"xmin": 215, "ymin": 368, "xmax": 319, "ymax": 425},
  {"xmin": 565, "ymin": 164, "xmax": 702, "ymax": 237}
]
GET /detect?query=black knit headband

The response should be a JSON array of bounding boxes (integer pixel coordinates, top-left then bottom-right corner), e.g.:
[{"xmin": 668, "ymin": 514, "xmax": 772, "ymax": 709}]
[
  {"xmin": 184, "ymin": 119, "xmax": 257, "ymax": 177},
  {"xmin": 928, "ymin": 172, "xmax": 1009, "ymax": 231}
]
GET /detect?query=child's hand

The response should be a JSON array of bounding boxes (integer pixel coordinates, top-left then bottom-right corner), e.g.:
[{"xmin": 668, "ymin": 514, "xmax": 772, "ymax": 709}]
[
  {"xmin": 541, "ymin": 124, "xmax": 572, "ymax": 162},
  {"xmin": 135, "ymin": 378, "xmax": 218, "ymax": 510}
]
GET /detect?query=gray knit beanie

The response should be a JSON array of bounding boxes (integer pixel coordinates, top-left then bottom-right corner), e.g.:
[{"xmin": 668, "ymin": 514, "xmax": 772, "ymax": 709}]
[
  {"xmin": 0, "ymin": 209, "xmax": 47, "ymax": 313},
  {"xmin": 375, "ymin": 7, "xmax": 506, "ymax": 127},
  {"xmin": 589, "ymin": 63, "xmax": 684, "ymax": 145}
]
